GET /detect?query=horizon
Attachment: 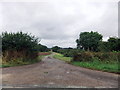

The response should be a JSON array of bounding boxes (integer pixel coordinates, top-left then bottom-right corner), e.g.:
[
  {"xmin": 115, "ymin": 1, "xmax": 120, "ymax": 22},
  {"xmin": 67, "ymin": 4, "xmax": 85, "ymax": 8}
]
[{"xmin": 0, "ymin": 0, "xmax": 118, "ymax": 48}]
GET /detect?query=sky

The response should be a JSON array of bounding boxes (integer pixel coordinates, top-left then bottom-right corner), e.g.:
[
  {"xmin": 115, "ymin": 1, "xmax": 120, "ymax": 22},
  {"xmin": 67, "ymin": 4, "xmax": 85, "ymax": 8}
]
[{"xmin": 0, "ymin": 0, "xmax": 119, "ymax": 48}]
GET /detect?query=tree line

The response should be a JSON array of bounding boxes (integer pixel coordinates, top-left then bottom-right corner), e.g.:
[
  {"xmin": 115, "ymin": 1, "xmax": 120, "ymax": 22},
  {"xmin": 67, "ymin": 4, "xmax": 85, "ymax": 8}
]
[
  {"xmin": 1, "ymin": 31, "xmax": 119, "ymax": 63},
  {"xmin": 76, "ymin": 31, "xmax": 120, "ymax": 52},
  {"xmin": 52, "ymin": 31, "xmax": 120, "ymax": 52}
]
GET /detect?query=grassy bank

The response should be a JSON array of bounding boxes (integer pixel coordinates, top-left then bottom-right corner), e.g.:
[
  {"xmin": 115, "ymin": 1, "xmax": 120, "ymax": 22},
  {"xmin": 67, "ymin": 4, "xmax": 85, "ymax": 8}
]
[
  {"xmin": 53, "ymin": 53, "xmax": 71, "ymax": 62},
  {"xmin": 53, "ymin": 53, "xmax": 119, "ymax": 73},
  {"xmin": 1, "ymin": 52, "xmax": 51, "ymax": 68}
]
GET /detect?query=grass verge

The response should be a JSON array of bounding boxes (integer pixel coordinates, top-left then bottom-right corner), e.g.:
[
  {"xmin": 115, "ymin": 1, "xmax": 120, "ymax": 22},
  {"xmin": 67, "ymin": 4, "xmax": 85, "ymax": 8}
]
[
  {"xmin": 53, "ymin": 53, "xmax": 71, "ymax": 62},
  {"xmin": 71, "ymin": 61, "xmax": 119, "ymax": 73},
  {"xmin": 53, "ymin": 53, "xmax": 119, "ymax": 73}
]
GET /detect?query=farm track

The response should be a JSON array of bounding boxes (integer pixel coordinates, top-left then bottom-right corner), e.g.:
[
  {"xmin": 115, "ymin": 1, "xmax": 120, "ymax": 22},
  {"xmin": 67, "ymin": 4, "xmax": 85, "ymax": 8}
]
[{"xmin": 1, "ymin": 54, "xmax": 119, "ymax": 88}]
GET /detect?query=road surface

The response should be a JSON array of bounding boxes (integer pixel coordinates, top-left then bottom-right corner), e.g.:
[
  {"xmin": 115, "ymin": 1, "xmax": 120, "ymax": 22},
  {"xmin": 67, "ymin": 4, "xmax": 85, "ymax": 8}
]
[{"xmin": 1, "ymin": 55, "xmax": 119, "ymax": 88}]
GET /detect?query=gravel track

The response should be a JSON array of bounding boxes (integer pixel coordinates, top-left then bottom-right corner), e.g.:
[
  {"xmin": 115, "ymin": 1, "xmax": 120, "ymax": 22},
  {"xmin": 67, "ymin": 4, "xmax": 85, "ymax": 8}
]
[{"xmin": 1, "ymin": 55, "xmax": 119, "ymax": 88}]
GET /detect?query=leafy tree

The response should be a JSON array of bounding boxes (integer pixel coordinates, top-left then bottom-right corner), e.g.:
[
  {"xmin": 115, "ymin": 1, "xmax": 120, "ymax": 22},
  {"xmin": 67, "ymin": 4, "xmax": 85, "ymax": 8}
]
[
  {"xmin": 37, "ymin": 44, "xmax": 50, "ymax": 52},
  {"xmin": 52, "ymin": 46, "xmax": 61, "ymax": 52},
  {"xmin": 98, "ymin": 41, "xmax": 110, "ymax": 52},
  {"xmin": 76, "ymin": 31, "xmax": 103, "ymax": 51},
  {"xmin": 108, "ymin": 37, "xmax": 120, "ymax": 51}
]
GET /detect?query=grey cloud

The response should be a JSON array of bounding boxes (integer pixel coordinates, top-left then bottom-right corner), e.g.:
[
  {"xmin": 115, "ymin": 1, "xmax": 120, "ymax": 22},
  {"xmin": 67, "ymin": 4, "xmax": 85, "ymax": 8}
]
[{"xmin": 0, "ymin": 0, "xmax": 118, "ymax": 48}]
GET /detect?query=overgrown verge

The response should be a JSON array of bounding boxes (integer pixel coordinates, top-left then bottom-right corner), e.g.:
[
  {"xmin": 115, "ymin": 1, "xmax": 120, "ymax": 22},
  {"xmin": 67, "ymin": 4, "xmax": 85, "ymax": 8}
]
[
  {"xmin": 53, "ymin": 52, "xmax": 119, "ymax": 73},
  {"xmin": 1, "ymin": 52, "xmax": 51, "ymax": 68}
]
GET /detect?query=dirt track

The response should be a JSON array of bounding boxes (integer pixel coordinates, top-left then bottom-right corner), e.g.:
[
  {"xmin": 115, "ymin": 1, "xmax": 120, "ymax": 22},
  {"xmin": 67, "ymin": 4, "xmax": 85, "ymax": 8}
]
[{"xmin": 1, "ymin": 55, "xmax": 119, "ymax": 88}]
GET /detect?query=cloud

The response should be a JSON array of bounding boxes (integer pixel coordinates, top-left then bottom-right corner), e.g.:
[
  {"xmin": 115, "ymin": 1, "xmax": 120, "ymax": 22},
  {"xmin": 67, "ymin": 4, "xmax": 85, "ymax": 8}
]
[{"xmin": 0, "ymin": 0, "xmax": 118, "ymax": 48}]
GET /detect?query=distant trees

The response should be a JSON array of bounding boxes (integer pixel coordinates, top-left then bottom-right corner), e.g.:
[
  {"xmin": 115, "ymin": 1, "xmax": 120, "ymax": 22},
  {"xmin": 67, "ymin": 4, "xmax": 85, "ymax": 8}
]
[
  {"xmin": 52, "ymin": 46, "xmax": 61, "ymax": 52},
  {"xmin": 76, "ymin": 31, "xmax": 103, "ymax": 51},
  {"xmin": 57, "ymin": 48, "xmax": 82, "ymax": 57},
  {"xmin": 98, "ymin": 37, "xmax": 120, "ymax": 52},
  {"xmin": 37, "ymin": 44, "xmax": 50, "ymax": 52}
]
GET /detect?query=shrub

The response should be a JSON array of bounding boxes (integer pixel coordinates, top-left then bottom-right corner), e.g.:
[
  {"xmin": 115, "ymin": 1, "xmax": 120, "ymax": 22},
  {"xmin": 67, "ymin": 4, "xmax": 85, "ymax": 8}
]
[
  {"xmin": 72, "ymin": 52, "xmax": 119, "ymax": 63},
  {"xmin": 2, "ymin": 31, "xmax": 39, "ymax": 62},
  {"xmin": 72, "ymin": 52, "xmax": 93, "ymax": 62},
  {"xmin": 58, "ymin": 49, "xmax": 82, "ymax": 57}
]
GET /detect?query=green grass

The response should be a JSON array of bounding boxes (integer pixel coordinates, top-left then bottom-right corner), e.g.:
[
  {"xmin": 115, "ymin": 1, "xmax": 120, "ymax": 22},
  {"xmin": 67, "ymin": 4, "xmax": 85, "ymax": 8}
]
[
  {"xmin": 53, "ymin": 53, "xmax": 72, "ymax": 62},
  {"xmin": 53, "ymin": 53, "xmax": 119, "ymax": 73},
  {"xmin": 71, "ymin": 61, "xmax": 119, "ymax": 73},
  {"xmin": 1, "ymin": 54, "xmax": 50, "ymax": 68}
]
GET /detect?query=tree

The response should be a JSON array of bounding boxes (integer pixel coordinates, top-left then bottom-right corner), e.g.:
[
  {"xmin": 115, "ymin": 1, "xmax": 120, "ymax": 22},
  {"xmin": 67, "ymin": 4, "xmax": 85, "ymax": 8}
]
[
  {"xmin": 108, "ymin": 37, "xmax": 120, "ymax": 51},
  {"xmin": 37, "ymin": 44, "xmax": 49, "ymax": 52},
  {"xmin": 76, "ymin": 31, "xmax": 103, "ymax": 51},
  {"xmin": 52, "ymin": 46, "xmax": 61, "ymax": 52},
  {"xmin": 98, "ymin": 41, "xmax": 110, "ymax": 52}
]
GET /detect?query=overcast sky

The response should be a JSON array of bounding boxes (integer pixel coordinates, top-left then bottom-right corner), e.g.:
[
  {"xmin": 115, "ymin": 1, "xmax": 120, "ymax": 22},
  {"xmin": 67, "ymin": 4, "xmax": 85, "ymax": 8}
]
[{"xmin": 0, "ymin": 0, "xmax": 119, "ymax": 48}]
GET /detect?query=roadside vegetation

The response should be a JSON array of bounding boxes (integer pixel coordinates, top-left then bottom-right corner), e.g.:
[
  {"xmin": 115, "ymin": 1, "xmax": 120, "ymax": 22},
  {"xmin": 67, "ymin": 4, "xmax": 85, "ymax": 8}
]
[
  {"xmin": 53, "ymin": 53, "xmax": 71, "ymax": 62},
  {"xmin": 1, "ymin": 30, "xmax": 119, "ymax": 74},
  {"xmin": 53, "ymin": 52, "xmax": 119, "ymax": 73},
  {"xmin": 1, "ymin": 31, "xmax": 50, "ymax": 67},
  {"xmin": 1, "ymin": 52, "xmax": 51, "ymax": 68},
  {"xmin": 52, "ymin": 31, "xmax": 120, "ymax": 73}
]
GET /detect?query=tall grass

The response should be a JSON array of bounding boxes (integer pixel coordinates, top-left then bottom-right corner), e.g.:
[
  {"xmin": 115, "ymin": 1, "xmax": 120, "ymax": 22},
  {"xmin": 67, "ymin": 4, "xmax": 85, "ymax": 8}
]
[{"xmin": 1, "ymin": 52, "xmax": 51, "ymax": 68}]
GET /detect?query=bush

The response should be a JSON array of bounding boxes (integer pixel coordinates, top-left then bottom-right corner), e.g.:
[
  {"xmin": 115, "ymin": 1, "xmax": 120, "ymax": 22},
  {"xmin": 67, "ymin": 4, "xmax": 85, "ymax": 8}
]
[
  {"xmin": 2, "ymin": 31, "xmax": 39, "ymax": 62},
  {"xmin": 72, "ymin": 52, "xmax": 119, "ymax": 63},
  {"xmin": 58, "ymin": 49, "xmax": 82, "ymax": 57},
  {"xmin": 93, "ymin": 52, "xmax": 119, "ymax": 62},
  {"xmin": 72, "ymin": 52, "xmax": 93, "ymax": 62}
]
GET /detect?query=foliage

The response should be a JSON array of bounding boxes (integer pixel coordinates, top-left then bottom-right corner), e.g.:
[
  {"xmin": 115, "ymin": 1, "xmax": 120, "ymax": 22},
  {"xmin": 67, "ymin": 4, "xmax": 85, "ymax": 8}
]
[
  {"xmin": 98, "ymin": 41, "xmax": 110, "ymax": 52},
  {"xmin": 72, "ymin": 52, "xmax": 119, "ymax": 63},
  {"xmin": 37, "ymin": 44, "xmax": 50, "ymax": 52},
  {"xmin": 53, "ymin": 52, "xmax": 119, "ymax": 73},
  {"xmin": 57, "ymin": 48, "xmax": 83, "ymax": 57},
  {"xmin": 98, "ymin": 37, "xmax": 120, "ymax": 52},
  {"xmin": 1, "ymin": 53, "xmax": 49, "ymax": 68},
  {"xmin": 72, "ymin": 52, "xmax": 93, "ymax": 62},
  {"xmin": 2, "ymin": 31, "xmax": 39, "ymax": 62},
  {"xmin": 52, "ymin": 46, "xmax": 61, "ymax": 52},
  {"xmin": 108, "ymin": 37, "xmax": 120, "ymax": 51},
  {"xmin": 2, "ymin": 31, "xmax": 38, "ymax": 51},
  {"xmin": 76, "ymin": 31, "xmax": 103, "ymax": 51},
  {"xmin": 53, "ymin": 53, "xmax": 71, "ymax": 62}
]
